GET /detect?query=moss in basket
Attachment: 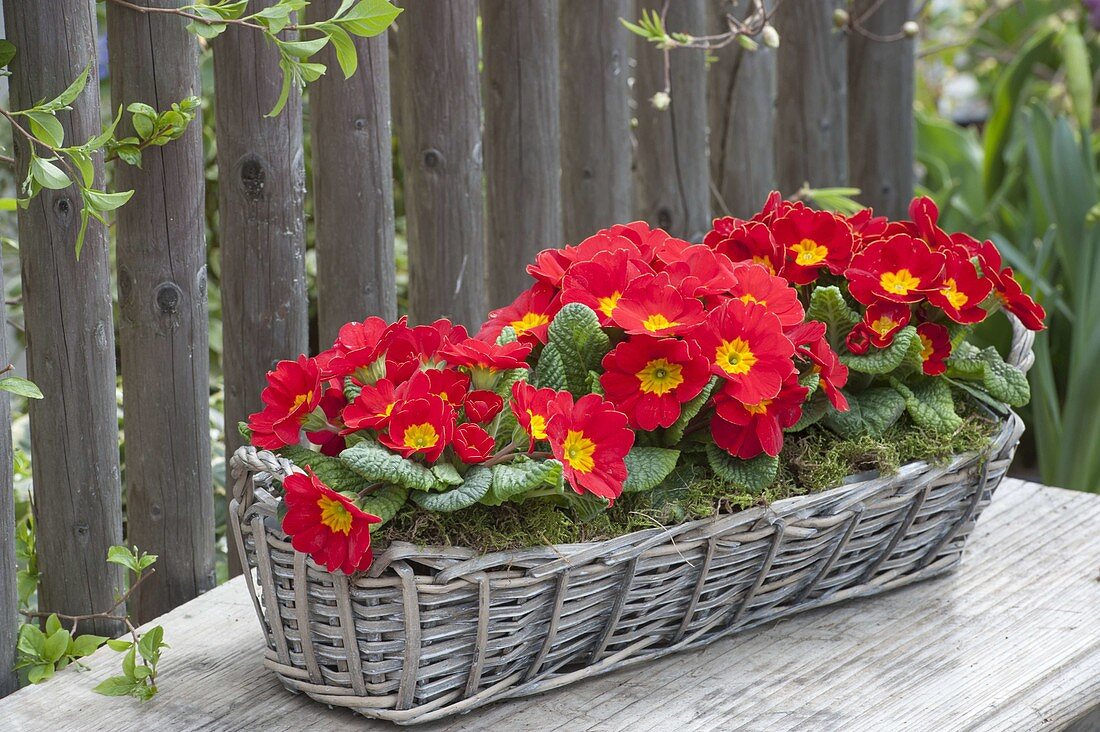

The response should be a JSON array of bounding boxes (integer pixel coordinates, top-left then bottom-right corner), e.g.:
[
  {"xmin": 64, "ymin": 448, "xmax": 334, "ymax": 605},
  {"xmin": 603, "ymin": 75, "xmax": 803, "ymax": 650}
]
[{"xmin": 371, "ymin": 409, "xmax": 997, "ymax": 554}]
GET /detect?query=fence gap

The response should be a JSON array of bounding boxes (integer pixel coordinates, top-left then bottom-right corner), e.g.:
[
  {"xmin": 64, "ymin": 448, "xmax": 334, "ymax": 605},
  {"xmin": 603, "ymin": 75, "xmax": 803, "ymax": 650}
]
[
  {"xmin": 395, "ymin": 0, "xmax": 486, "ymax": 328},
  {"xmin": 559, "ymin": 0, "xmax": 634, "ymax": 244},
  {"xmin": 106, "ymin": 0, "xmax": 216, "ymax": 623},
  {"xmin": 482, "ymin": 0, "xmax": 563, "ymax": 307},
  {"xmin": 0, "ymin": 254, "xmax": 14, "ymax": 697},
  {"xmin": 848, "ymin": 0, "xmax": 915, "ymax": 218},
  {"xmin": 775, "ymin": 0, "xmax": 848, "ymax": 192},
  {"xmin": 214, "ymin": 0, "xmax": 309, "ymax": 576},
  {"xmin": 3, "ymin": 1, "xmax": 126, "ymax": 636},
  {"xmin": 634, "ymin": 0, "xmax": 710, "ymax": 241},
  {"xmin": 308, "ymin": 0, "xmax": 397, "ymax": 345},
  {"xmin": 707, "ymin": 0, "xmax": 777, "ymax": 218}
]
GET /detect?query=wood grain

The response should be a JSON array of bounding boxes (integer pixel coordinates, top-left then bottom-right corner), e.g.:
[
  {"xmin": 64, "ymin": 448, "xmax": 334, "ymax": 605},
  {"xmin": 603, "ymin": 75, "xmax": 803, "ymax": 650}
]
[
  {"xmin": 707, "ymin": 0, "xmax": 777, "ymax": 217},
  {"xmin": 2, "ymin": 480, "xmax": 1097, "ymax": 730},
  {"xmin": 213, "ymin": 0, "xmax": 309, "ymax": 575},
  {"xmin": 106, "ymin": 0, "xmax": 216, "ymax": 623},
  {"xmin": 559, "ymin": 0, "xmax": 634, "ymax": 244},
  {"xmin": 307, "ymin": 0, "xmax": 397, "ymax": 345},
  {"xmin": 0, "ymin": 252, "xmax": 14, "ymax": 697},
  {"xmin": 848, "ymin": 0, "xmax": 915, "ymax": 218},
  {"xmin": 3, "ymin": 0, "xmax": 125, "ymax": 637},
  {"xmin": 395, "ymin": 0, "xmax": 486, "ymax": 328},
  {"xmin": 482, "ymin": 0, "xmax": 563, "ymax": 308},
  {"xmin": 634, "ymin": 0, "xmax": 711, "ymax": 241},
  {"xmin": 775, "ymin": 0, "xmax": 848, "ymax": 192}
]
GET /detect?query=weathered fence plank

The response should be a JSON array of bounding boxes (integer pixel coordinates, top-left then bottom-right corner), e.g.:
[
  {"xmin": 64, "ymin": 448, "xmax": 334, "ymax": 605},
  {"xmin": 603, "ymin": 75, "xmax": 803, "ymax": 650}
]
[
  {"xmin": 707, "ymin": 0, "xmax": 777, "ymax": 217},
  {"xmin": 482, "ymin": 0, "xmax": 563, "ymax": 307},
  {"xmin": 3, "ymin": 0, "xmax": 125, "ymax": 637},
  {"xmin": 848, "ymin": 0, "xmax": 914, "ymax": 218},
  {"xmin": 559, "ymin": 0, "xmax": 634, "ymax": 243},
  {"xmin": 214, "ymin": 0, "xmax": 308, "ymax": 576},
  {"xmin": 635, "ymin": 0, "xmax": 710, "ymax": 240},
  {"xmin": 106, "ymin": 0, "xmax": 216, "ymax": 623},
  {"xmin": 395, "ymin": 0, "xmax": 486, "ymax": 328},
  {"xmin": 0, "ymin": 257, "xmax": 15, "ymax": 697},
  {"xmin": 308, "ymin": 0, "xmax": 397, "ymax": 344},
  {"xmin": 775, "ymin": 0, "xmax": 848, "ymax": 192}
]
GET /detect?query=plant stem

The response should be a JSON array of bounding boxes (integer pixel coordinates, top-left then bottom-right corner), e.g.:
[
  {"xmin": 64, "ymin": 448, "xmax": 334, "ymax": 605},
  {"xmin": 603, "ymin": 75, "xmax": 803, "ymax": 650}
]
[{"xmin": 19, "ymin": 568, "xmax": 155, "ymax": 627}]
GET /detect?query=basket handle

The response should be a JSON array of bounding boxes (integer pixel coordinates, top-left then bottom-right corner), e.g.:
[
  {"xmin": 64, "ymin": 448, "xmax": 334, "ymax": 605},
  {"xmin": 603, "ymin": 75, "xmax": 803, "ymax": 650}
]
[
  {"xmin": 229, "ymin": 445, "xmax": 300, "ymax": 516},
  {"xmin": 1006, "ymin": 312, "xmax": 1035, "ymax": 374}
]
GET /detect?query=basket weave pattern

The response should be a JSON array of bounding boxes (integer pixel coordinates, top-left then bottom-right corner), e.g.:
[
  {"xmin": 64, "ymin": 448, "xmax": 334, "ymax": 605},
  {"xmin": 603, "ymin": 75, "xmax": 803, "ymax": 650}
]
[{"xmin": 228, "ymin": 324, "xmax": 1034, "ymax": 726}]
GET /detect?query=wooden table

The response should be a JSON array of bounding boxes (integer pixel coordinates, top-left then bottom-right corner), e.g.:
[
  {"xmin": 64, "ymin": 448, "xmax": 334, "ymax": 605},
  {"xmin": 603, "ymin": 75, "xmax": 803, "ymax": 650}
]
[{"xmin": 3, "ymin": 479, "xmax": 1099, "ymax": 731}]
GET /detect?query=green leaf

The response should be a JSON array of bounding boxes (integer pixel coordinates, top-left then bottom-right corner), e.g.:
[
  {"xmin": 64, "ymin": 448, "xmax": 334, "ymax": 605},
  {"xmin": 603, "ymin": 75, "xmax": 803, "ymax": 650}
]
[
  {"xmin": 17, "ymin": 623, "xmax": 46, "ymax": 657},
  {"xmin": 409, "ymin": 466, "xmax": 491, "ymax": 512},
  {"xmin": 806, "ymin": 286, "xmax": 859, "ymax": 350},
  {"xmin": 824, "ymin": 387, "xmax": 906, "ymax": 438},
  {"xmin": 0, "ymin": 40, "xmax": 16, "ymax": 67},
  {"xmin": 664, "ymin": 376, "xmax": 719, "ymax": 446},
  {"xmin": 787, "ymin": 395, "xmax": 828, "ymax": 432},
  {"xmin": 38, "ymin": 65, "xmax": 89, "ymax": 111},
  {"xmin": 29, "ymin": 157, "xmax": 70, "ymax": 190},
  {"xmin": 45, "ymin": 614, "xmax": 61, "ymax": 637},
  {"xmin": 488, "ymin": 458, "xmax": 563, "ymax": 503},
  {"xmin": 122, "ymin": 645, "xmax": 137, "ymax": 679},
  {"xmin": 137, "ymin": 626, "xmax": 164, "ymax": 665},
  {"xmin": 358, "ymin": 485, "xmax": 408, "ymax": 526},
  {"xmin": 71, "ymin": 634, "xmax": 107, "ymax": 657},
  {"xmin": 106, "ymin": 638, "xmax": 133, "ymax": 652},
  {"xmin": 43, "ymin": 628, "xmax": 70, "ymax": 663},
  {"xmin": 705, "ymin": 443, "xmax": 779, "ymax": 493},
  {"xmin": 324, "ymin": 24, "xmax": 358, "ymax": 78},
  {"xmin": 26, "ymin": 111, "xmax": 64, "ymax": 148},
  {"xmin": 980, "ymin": 347, "xmax": 1030, "ymax": 407},
  {"xmin": 93, "ymin": 676, "xmax": 138, "ymax": 697},
  {"xmin": 842, "ymin": 326, "xmax": 918, "ymax": 374},
  {"xmin": 430, "ymin": 462, "xmax": 463, "ymax": 487},
  {"xmin": 566, "ymin": 492, "xmax": 610, "ymax": 522},
  {"xmin": 534, "ymin": 343, "xmax": 567, "ymax": 390},
  {"xmin": 890, "ymin": 377, "xmax": 963, "ymax": 433},
  {"xmin": 84, "ymin": 188, "xmax": 134, "ymax": 213},
  {"xmin": 279, "ymin": 444, "xmax": 366, "ymax": 491},
  {"xmin": 547, "ymin": 303, "xmax": 609, "ymax": 396},
  {"xmin": 340, "ymin": 441, "xmax": 439, "ymax": 492},
  {"xmin": 340, "ymin": 0, "xmax": 402, "ymax": 37},
  {"xmin": 622, "ymin": 447, "xmax": 680, "ymax": 493},
  {"xmin": 495, "ymin": 325, "xmax": 518, "ymax": 345},
  {"xmin": 279, "ymin": 37, "xmax": 330, "ymax": 59},
  {"xmin": 27, "ymin": 663, "xmax": 54, "ymax": 684},
  {"xmin": 106, "ymin": 545, "xmax": 139, "ymax": 573},
  {"xmin": 268, "ymin": 58, "xmax": 295, "ymax": 118}
]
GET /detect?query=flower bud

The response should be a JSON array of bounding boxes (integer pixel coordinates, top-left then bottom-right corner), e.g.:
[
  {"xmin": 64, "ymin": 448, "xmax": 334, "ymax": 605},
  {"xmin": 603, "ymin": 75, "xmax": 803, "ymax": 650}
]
[
  {"xmin": 901, "ymin": 21, "xmax": 919, "ymax": 38},
  {"xmin": 833, "ymin": 8, "xmax": 849, "ymax": 28},
  {"xmin": 737, "ymin": 34, "xmax": 759, "ymax": 51},
  {"xmin": 761, "ymin": 25, "xmax": 780, "ymax": 49},
  {"xmin": 650, "ymin": 91, "xmax": 671, "ymax": 111}
]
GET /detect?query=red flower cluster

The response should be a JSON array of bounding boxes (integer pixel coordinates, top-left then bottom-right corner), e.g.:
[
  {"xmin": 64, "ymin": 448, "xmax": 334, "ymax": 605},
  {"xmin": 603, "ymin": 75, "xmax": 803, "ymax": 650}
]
[
  {"xmin": 707, "ymin": 194, "xmax": 1045, "ymax": 374},
  {"xmin": 486, "ymin": 219, "xmax": 851, "ymax": 460},
  {"xmin": 281, "ymin": 468, "xmax": 381, "ymax": 575},
  {"xmin": 247, "ymin": 316, "xmax": 531, "ymax": 464}
]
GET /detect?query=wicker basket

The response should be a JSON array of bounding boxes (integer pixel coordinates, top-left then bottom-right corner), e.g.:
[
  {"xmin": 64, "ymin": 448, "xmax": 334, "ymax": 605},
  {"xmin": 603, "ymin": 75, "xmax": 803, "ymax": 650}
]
[{"xmin": 228, "ymin": 322, "xmax": 1034, "ymax": 726}]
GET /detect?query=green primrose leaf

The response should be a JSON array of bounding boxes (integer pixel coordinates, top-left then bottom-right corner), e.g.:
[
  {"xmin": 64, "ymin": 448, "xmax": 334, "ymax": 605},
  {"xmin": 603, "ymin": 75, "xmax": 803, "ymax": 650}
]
[
  {"xmin": 664, "ymin": 375, "xmax": 719, "ymax": 446},
  {"xmin": 340, "ymin": 440, "xmax": 440, "ymax": 491},
  {"xmin": 622, "ymin": 447, "xmax": 681, "ymax": 493},
  {"xmin": 279, "ymin": 444, "xmax": 366, "ymax": 491},
  {"xmin": 547, "ymin": 303, "xmax": 609, "ymax": 397},
  {"xmin": 890, "ymin": 377, "xmax": 963, "ymax": 433},
  {"xmin": 431, "ymin": 462, "xmax": 464, "ymax": 487},
  {"xmin": 806, "ymin": 286, "xmax": 860, "ymax": 350},
  {"xmin": 358, "ymin": 485, "xmax": 408, "ymax": 527},
  {"xmin": 705, "ymin": 443, "xmax": 779, "ymax": 492},
  {"xmin": 410, "ymin": 465, "xmax": 492, "ymax": 512},
  {"xmin": 842, "ymin": 326, "xmax": 918, "ymax": 374},
  {"xmin": 534, "ymin": 342, "xmax": 568, "ymax": 391},
  {"xmin": 488, "ymin": 457, "xmax": 563, "ymax": 503}
]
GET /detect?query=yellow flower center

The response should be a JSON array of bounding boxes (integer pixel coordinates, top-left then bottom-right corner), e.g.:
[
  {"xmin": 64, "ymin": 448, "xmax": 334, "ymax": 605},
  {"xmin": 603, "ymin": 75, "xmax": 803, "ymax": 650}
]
[
  {"xmin": 642, "ymin": 313, "xmax": 679, "ymax": 332},
  {"xmin": 317, "ymin": 495, "xmax": 352, "ymax": 535},
  {"xmin": 715, "ymin": 338, "xmax": 757, "ymax": 376},
  {"xmin": 527, "ymin": 410, "xmax": 547, "ymax": 441},
  {"xmin": 752, "ymin": 255, "xmax": 776, "ymax": 274},
  {"xmin": 561, "ymin": 429, "xmax": 596, "ymax": 474},
  {"xmin": 597, "ymin": 292, "xmax": 622, "ymax": 318},
  {"xmin": 291, "ymin": 390, "xmax": 314, "ymax": 411},
  {"xmin": 870, "ymin": 316, "xmax": 898, "ymax": 337},
  {"xmin": 940, "ymin": 278, "xmax": 968, "ymax": 309},
  {"xmin": 919, "ymin": 333, "xmax": 934, "ymax": 361},
  {"xmin": 636, "ymin": 358, "xmax": 685, "ymax": 396},
  {"xmin": 511, "ymin": 312, "xmax": 549, "ymax": 336},
  {"xmin": 879, "ymin": 269, "xmax": 921, "ymax": 295},
  {"xmin": 402, "ymin": 422, "xmax": 439, "ymax": 450},
  {"xmin": 744, "ymin": 399, "xmax": 772, "ymax": 416},
  {"xmin": 379, "ymin": 402, "xmax": 395, "ymax": 418},
  {"xmin": 791, "ymin": 239, "xmax": 828, "ymax": 266},
  {"xmin": 739, "ymin": 293, "xmax": 765, "ymax": 306}
]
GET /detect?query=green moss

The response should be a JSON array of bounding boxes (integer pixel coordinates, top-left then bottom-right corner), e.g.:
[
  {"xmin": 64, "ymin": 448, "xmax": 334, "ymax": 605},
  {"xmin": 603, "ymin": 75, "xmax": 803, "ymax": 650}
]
[{"xmin": 372, "ymin": 410, "xmax": 999, "ymax": 554}]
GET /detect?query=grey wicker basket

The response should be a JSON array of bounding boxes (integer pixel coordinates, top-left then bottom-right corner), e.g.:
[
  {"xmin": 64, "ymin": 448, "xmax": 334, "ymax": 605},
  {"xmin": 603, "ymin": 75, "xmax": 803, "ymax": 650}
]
[{"xmin": 228, "ymin": 321, "xmax": 1034, "ymax": 726}]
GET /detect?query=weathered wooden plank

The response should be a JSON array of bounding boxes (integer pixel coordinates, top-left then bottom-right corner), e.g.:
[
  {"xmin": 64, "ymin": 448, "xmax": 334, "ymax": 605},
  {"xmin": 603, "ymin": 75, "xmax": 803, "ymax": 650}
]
[
  {"xmin": 2, "ymin": 480, "xmax": 1098, "ymax": 731},
  {"xmin": 848, "ymin": 0, "xmax": 915, "ymax": 218},
  {"xmin": 106, "ymin": 0, "xmax": 215, "ymax": 623},
  {"xmin": 3, "ymin": 0, "xmax": 125, "ymax": 637},
  {"xmin": 559, "ymin": 0, "xmax": 634, "ymax": 243},
  {"xmin": 481, "ymin": 0, "xmax": 563, "ymax": 307},
  {"xmin": 707, "ymin": 0, "xmax": 777, "ymax": 217},
  {"xmin": 775, "ymin": 0, "xmax": 848, "ymax": 192},
  {"xmin": 214, "ymin": 1, "xmax": 309, "ymax": 576},
  {"xmin": 394, "ymin": 0, "xmax": 486, "ymax": 328},
  {"xmin": 634, "ymin": 0, "xmax": 710, "ymax": 241},
  {"xmin": 307, "ymin": 0, "xmax": 397, "ymax": 345},
  {"xmin": 0, "ymin": 254, "xmax": 15, "ymax": 698}
]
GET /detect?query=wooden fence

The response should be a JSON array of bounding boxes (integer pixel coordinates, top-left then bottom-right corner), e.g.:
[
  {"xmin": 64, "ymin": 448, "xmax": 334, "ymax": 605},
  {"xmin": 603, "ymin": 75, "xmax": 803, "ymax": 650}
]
[{"xmin": 0, "ymin": 0, "xmax": 914, "ymax": 693}]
